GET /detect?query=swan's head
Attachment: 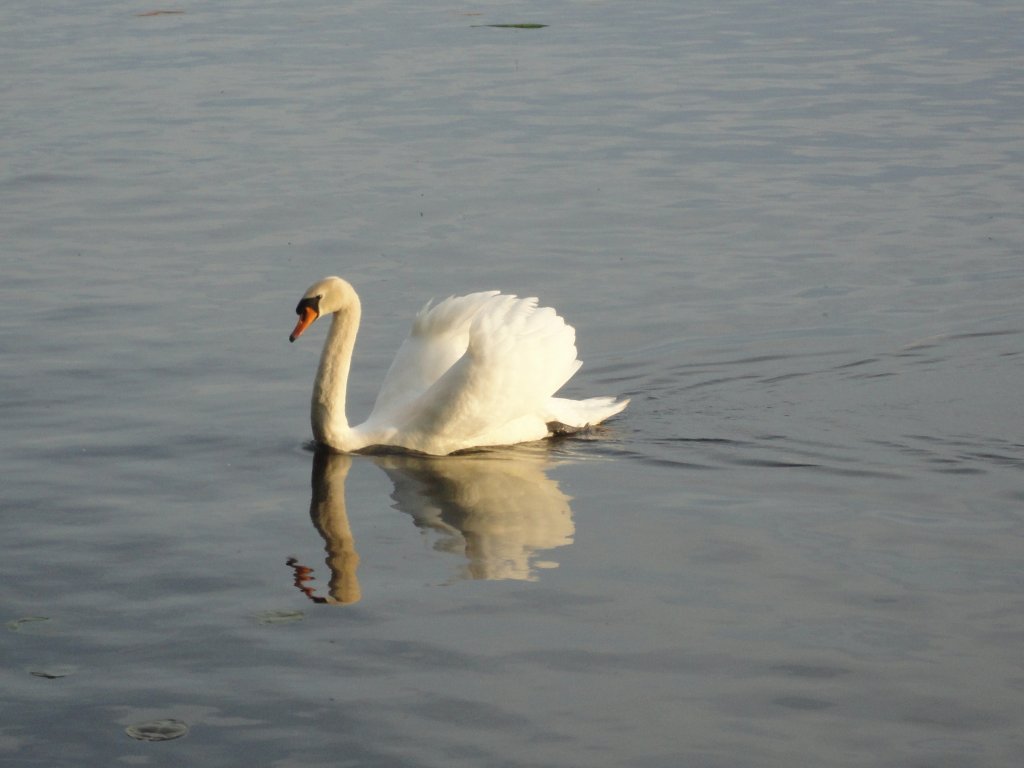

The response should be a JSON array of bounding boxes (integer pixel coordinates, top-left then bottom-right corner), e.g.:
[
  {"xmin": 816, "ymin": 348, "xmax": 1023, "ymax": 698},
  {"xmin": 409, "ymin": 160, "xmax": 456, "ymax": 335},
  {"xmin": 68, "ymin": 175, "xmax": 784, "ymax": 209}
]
[{"xmin": 289, "ymin": 276, "xmax": 359, "ymax": 342}]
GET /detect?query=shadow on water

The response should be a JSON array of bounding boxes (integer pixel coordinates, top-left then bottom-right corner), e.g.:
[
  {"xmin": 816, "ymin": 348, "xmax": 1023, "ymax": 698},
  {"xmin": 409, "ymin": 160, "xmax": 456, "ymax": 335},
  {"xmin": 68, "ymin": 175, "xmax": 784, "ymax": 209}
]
[{"xmin": 289, "ymin": 447, "xmax": 575, "ymax": 604}]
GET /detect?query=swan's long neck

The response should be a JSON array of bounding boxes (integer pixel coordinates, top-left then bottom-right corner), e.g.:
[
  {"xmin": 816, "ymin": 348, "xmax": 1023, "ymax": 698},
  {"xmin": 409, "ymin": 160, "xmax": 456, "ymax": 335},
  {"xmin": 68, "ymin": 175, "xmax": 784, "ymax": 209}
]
[{"xmin": 311, "ymin": 298, "xmax": 362, "ymax": 450}]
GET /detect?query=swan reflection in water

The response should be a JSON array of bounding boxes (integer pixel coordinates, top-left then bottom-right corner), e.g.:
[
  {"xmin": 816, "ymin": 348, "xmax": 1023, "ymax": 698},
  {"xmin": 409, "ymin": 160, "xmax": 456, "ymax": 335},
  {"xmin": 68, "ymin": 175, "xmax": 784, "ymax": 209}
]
[{"xmin": 290, "ymin": 448, "xmax": 575, "ymax": 604}]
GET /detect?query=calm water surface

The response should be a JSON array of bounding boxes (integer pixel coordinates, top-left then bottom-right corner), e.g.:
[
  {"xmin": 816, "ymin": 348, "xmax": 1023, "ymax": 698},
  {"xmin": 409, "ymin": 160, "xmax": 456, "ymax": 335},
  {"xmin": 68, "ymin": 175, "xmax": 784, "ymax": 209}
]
[{"xmin": 2, "ymin": 1, "xmax": 1023, "ymax": 766}]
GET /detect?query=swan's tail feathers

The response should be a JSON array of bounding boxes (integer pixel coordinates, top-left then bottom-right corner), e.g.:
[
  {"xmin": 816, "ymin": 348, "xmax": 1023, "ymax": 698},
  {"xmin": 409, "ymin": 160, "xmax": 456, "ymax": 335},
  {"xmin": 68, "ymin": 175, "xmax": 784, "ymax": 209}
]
[{"xmin": 545, "ymin": 396, "xmax": 630, "ymax": 431}]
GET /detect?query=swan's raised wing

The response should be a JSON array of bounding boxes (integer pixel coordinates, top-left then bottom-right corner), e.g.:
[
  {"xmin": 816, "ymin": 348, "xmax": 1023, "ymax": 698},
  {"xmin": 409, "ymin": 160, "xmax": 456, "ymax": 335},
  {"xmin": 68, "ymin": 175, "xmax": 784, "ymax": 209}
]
[
  {"xmin": 368, "ymin": 291, "xmax": 500, "ymax": 420},
  {"xmin": 383, "ymin": 295, "xmax": 583, "ymax": 454}
]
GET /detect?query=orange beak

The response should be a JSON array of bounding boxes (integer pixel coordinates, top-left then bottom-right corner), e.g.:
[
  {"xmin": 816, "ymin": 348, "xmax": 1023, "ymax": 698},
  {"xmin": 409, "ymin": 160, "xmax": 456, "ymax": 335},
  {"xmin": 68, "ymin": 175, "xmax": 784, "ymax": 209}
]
[{"xmin": 289, "ymin": 306, "xmax": 319, "ymax": 342}]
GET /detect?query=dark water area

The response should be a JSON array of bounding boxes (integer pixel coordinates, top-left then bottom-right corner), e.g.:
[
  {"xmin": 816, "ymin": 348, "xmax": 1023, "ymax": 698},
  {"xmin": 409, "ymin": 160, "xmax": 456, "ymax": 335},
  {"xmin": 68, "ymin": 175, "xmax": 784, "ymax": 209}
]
[{"xmin": 2, "ymin": 1, "xmax": 1023, "ymax": 766}]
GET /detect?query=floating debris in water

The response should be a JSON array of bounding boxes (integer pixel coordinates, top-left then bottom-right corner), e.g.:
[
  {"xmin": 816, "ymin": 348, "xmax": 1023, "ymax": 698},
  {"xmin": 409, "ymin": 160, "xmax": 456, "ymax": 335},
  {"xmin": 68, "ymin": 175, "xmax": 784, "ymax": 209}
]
[
  {"xmin": 29, "ymin": 664, "xmax": 77, "ymax": 679},
  {"xmin": 6, "ymin": 616, "xmax": 52, "ymax": 634},
  {"xmin": 136, "ymin": 9, "xmax": 185, "ymax": 16},
  {"xmin": 254, "ymin": 609, "xmax": 305, "ymax": 625},
  {"xmin": 474, "ymin": 23, "xmax": 548, "ymax": 29},
  {"xmin": 125, "ymin": 719, "xmax": 189, "ymax": 742}
]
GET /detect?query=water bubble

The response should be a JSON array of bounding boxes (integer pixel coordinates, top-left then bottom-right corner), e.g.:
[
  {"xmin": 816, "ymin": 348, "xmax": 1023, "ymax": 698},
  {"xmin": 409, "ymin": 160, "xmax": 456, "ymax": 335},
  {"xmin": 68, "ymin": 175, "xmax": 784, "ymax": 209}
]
[{"xmin": 125, "ymin": 719, "xmax": 189, "ymax": 742}]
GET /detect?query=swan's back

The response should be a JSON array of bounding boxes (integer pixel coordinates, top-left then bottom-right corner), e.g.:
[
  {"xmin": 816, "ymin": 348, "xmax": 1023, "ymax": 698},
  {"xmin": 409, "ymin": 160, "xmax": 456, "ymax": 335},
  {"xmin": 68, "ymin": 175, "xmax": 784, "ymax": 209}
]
[{"xmin": 359, "ymin": 292, "xmax": 621, "ymax": 454}]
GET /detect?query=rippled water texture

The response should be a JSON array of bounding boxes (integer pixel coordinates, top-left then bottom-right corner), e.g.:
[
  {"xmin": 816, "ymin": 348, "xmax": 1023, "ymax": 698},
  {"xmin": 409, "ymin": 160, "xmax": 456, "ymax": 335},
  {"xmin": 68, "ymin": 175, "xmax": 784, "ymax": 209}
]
[{"xmin": 2, "ymin": 1, "xmax": 1023, "ymax": 766}]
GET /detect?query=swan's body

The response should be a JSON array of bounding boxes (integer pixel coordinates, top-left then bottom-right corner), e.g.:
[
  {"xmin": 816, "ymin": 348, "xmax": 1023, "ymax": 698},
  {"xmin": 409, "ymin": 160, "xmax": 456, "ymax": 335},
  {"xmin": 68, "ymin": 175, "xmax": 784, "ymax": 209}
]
[{"xmin": 289, "ymin": 277, "xmax": 628, "ymax": 455}]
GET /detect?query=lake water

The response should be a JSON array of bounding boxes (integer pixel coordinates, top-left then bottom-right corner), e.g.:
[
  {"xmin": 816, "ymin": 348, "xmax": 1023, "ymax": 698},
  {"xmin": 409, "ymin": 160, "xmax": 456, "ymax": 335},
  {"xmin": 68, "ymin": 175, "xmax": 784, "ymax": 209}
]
[{"xmin": 3, "ymin": 1, "xmax": 1023, "ymax": 765}]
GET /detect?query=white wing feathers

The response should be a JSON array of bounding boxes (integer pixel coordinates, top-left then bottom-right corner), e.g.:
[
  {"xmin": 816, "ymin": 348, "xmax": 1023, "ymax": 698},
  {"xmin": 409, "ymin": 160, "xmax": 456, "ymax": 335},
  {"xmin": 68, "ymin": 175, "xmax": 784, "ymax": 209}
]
[
  {"xmin": 369, "ymin": 291, "xmax": 500, "ymax": 418},
  {"xmin": 361, "ymin": 293, "xmax": 585, "ymax": 454}
]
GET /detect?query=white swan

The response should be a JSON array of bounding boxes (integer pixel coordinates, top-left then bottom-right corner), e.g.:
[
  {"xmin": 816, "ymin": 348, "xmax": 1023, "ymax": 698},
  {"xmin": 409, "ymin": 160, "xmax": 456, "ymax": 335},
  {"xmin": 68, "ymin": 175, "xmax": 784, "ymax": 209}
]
[{"xmin": 289, "ymin": 276, "xmax": 628, "ymax": 455}]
